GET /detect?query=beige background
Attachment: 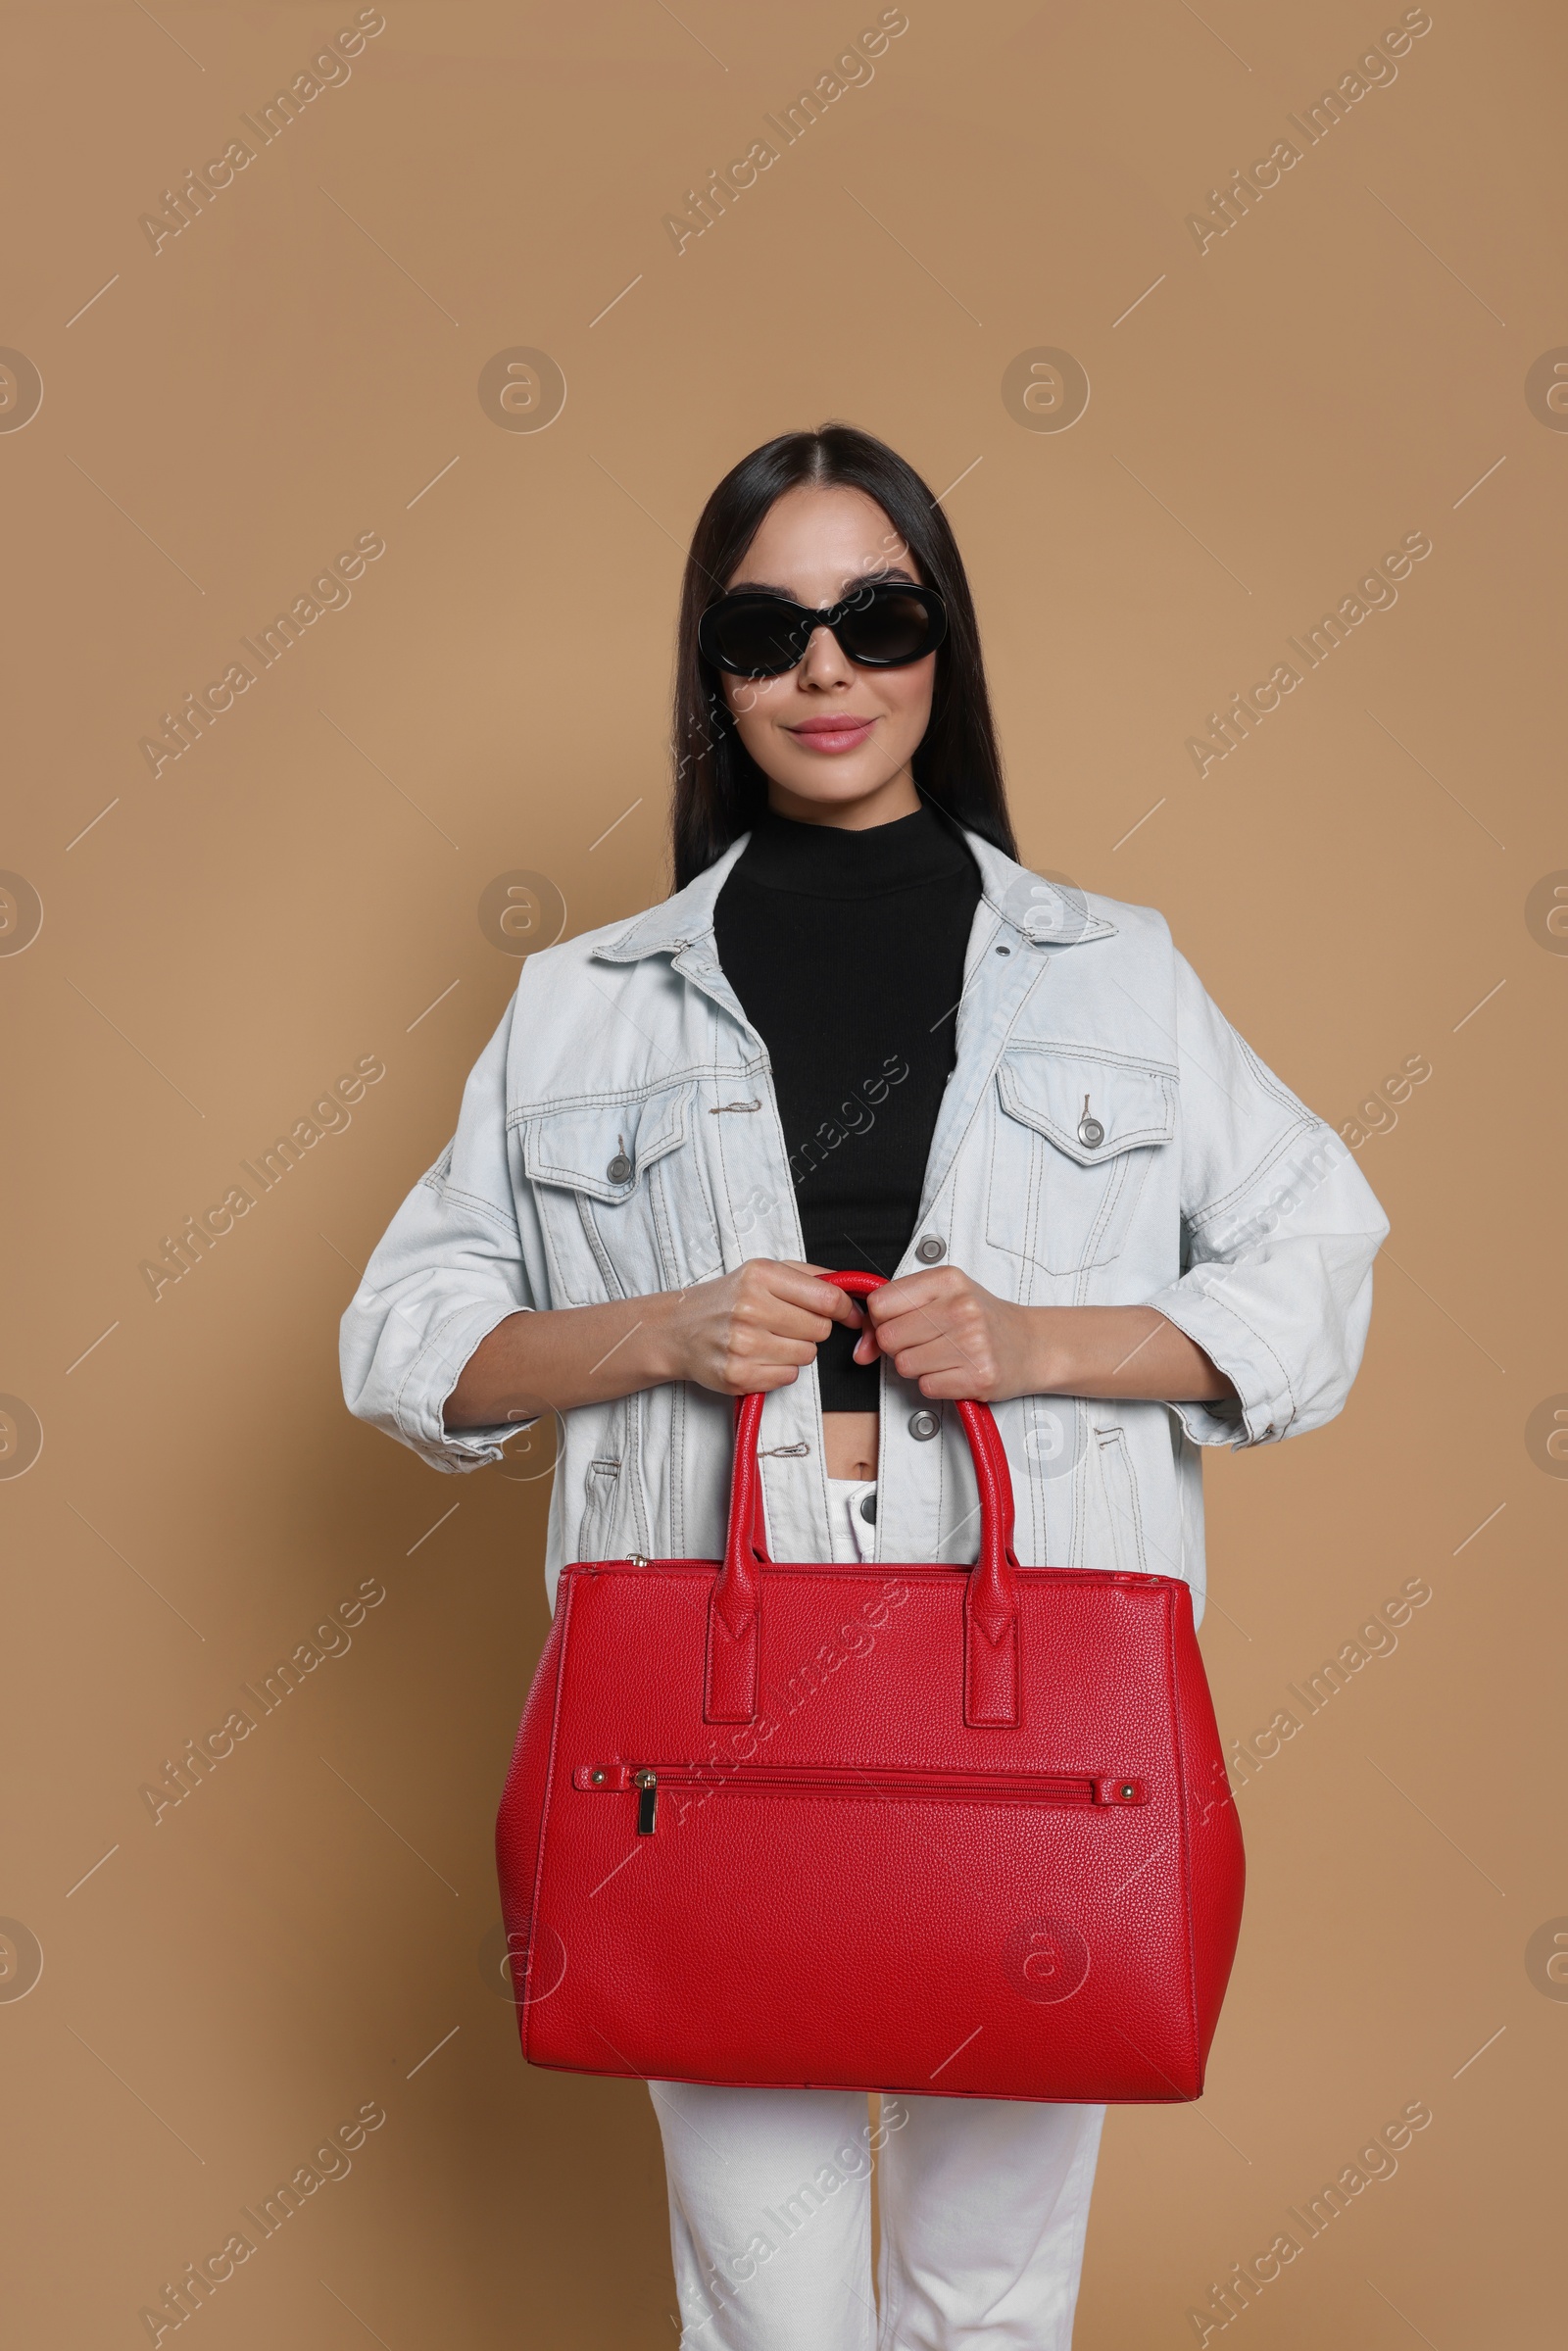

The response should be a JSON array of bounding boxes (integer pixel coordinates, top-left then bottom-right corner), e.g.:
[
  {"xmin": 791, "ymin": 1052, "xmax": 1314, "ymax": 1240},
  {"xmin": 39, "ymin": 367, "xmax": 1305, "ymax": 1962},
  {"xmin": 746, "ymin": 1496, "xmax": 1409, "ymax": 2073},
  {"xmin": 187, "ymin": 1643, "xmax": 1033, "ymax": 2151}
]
[{"xmin": 3, "ymin": 0, "xmax": 1563, "ymax": 2342}]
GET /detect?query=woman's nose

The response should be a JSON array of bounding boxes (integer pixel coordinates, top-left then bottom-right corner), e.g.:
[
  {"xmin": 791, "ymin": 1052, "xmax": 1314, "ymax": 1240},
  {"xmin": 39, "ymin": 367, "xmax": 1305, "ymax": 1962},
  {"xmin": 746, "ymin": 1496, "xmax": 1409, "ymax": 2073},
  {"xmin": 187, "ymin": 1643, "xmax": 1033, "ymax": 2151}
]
[{"xmin": 798, "ymin": 623, "xmax": 853, "ymax": 685}]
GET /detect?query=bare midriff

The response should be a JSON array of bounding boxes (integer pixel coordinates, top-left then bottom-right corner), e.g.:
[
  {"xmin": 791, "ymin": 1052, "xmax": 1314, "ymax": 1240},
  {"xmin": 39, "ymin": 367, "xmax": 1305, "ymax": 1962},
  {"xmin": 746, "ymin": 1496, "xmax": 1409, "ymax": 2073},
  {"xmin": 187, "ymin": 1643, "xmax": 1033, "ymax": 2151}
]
[{"xmin": 823, "ymin": 1410, "xmax": 879, "ymax": 1482}]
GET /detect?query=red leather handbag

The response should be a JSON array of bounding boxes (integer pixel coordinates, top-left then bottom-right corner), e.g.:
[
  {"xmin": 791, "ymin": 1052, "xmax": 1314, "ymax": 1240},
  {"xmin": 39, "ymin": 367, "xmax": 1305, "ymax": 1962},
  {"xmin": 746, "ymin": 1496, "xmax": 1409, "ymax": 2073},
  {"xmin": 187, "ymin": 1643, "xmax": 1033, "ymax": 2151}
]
[{"xmin": 496, "ymin": 1272, "xmax": 1245, "ymax": 2103}]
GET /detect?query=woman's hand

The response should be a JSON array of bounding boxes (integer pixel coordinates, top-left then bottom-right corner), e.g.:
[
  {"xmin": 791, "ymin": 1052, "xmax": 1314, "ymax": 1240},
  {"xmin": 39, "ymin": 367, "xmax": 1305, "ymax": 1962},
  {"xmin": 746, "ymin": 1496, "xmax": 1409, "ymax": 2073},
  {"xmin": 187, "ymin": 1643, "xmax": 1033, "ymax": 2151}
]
[
  {"xmin": 858, "ymin": 1268, "xmax": 1238, "ymax": 1405},
  {"xmin": 653, "ymin": 1259, "xmax": 864, "ymax": 1396},
  {"xmin": 857, "ymin": 1267, "xmax": 1033, "ymax": 1401},
  {"xmin": 443, "ymin": 1260, "xmax": 863, "ymax": 1430}
]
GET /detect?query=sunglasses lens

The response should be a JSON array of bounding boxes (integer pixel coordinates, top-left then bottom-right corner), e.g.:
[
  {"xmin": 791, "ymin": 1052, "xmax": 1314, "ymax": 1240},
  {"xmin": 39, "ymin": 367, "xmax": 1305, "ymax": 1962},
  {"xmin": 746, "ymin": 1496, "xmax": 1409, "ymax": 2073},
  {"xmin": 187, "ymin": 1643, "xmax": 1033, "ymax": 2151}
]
[
  {"xmin": 702, "ymin": 586, "xmax": 944, "ymax": 674},
  {"xmin": 837, "ymin": 588, "xmax": 940, "ymax": 665},
  {"xmin": 704, "ymin": 601, "xmax": 804, "ymax": 676}
]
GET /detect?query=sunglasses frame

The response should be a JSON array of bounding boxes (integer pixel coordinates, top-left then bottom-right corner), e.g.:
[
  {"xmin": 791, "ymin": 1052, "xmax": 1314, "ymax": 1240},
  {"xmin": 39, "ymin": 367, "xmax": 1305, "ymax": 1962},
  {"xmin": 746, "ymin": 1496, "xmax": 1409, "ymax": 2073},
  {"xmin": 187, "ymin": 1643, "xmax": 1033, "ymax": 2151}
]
[{"xmin": 698, "ymin": 579, "xmax": 949, "ymax": 679}]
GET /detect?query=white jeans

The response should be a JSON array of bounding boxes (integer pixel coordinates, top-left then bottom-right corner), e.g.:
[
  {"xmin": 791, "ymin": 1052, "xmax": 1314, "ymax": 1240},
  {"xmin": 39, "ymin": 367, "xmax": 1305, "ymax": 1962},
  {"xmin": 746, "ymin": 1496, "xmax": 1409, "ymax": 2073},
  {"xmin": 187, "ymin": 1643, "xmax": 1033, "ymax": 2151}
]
[
  {"xmin": 657, "ymin": 1481, "xmax": 1102, "ymax": 2346},
  {"xmin": 824, "ymin": 1477, "xmax": 879, "ymax": 1565},
  {"xmin": 651, "ymin": 2081, "xmax": 1104, "ymax": 2349}
]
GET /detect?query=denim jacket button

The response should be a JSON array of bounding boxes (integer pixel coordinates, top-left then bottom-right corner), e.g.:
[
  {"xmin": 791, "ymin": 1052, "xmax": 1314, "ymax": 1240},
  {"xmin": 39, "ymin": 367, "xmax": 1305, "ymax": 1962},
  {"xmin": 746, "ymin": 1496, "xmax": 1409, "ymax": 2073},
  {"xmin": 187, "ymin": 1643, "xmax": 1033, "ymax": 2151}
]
[
  {"xmin": 914, "ymin": 1235, "xmax": 946, "ymax": 1263},
  {"xmin": 606, "ymin": 1152, "xmax": 632, "ymax": 1183},
  {"xmin": 908, "ymin": 1409, "xmax": 941, "ymax": 1441},
  {"xmin": 1077, "ymin": 1116, "xmax": 1104, "ymax": 1150}
]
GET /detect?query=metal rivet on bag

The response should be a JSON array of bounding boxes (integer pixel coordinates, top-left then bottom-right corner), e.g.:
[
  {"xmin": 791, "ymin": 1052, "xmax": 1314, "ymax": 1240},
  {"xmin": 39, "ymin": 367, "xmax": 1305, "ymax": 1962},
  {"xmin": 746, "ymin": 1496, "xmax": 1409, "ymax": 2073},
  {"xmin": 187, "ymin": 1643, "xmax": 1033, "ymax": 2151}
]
[
  {"xmin": 915, "ymin": 1235, "xmax": 946, "ymax": 1263},
  {"xmin": 607, "ymin": 1136, "xmax": 632, "ymax": 1182},
  {"xmin": 1118, "ymin": 1783, "xmax": 1136, "ymax": 1800},
  {"xmin": 908, "ymin": 1409, "xmax": 940, "ymax": 1441},
  {"xmin": 1077, "ymin": 1095, "xmax": 1105, "ymax": 1151},
  {"xmin": 591, "ymin": 1770, "xmax": 606, "ymax": 1784}
]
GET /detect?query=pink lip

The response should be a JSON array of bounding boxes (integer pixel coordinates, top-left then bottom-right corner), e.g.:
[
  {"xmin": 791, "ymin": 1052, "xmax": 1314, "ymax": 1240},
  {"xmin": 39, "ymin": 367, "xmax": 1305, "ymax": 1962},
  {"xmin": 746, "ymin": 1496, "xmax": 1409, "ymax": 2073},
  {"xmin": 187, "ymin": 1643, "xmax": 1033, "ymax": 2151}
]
[{"xmin": 787, "ymin": 716, "xmax": 876, "ymax": 754}]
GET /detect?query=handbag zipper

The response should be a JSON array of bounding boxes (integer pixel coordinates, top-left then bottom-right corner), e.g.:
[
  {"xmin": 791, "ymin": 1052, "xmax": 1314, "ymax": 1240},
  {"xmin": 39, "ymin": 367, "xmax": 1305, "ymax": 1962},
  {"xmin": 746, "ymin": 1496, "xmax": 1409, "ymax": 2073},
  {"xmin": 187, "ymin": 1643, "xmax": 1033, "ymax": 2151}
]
[
  {"xmin": 634, "ymin": 1770, "xmax": 658, "ymax": 1835},
  {"xmin": 576, "ymin": 1761, "xmax": 1146, "ymax": 1836}
]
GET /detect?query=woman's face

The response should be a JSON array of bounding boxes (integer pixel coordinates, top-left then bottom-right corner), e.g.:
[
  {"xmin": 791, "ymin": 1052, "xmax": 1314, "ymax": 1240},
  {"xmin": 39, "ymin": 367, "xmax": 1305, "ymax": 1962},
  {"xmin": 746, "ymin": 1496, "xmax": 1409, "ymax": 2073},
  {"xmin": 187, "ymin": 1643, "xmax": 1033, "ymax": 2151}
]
[{"xmin": 718, "ymin": 483, "xmax": 934, "ymax": 824}]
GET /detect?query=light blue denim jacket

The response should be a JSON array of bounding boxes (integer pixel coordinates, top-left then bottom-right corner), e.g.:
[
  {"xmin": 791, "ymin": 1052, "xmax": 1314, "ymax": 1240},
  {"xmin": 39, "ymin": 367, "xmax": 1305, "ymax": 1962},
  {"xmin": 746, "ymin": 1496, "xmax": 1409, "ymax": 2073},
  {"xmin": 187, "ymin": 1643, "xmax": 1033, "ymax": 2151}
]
[{"xmin": 339, "ymin": 829, "xmax": 1388, "ymax": 1623}]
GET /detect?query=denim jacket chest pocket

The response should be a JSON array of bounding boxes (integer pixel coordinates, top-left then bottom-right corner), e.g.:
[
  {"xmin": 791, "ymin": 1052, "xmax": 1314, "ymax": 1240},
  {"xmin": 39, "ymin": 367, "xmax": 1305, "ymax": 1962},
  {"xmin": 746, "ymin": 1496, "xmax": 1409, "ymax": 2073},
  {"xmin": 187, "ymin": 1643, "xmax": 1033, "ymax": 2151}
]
[
  {"xmin": 517, "ymin": 1080, "xmax": 717, "ymax": 1304},
  {"xmin": 986, "ymin": 1047, "xmax": 1176, "ymax": 1276}
]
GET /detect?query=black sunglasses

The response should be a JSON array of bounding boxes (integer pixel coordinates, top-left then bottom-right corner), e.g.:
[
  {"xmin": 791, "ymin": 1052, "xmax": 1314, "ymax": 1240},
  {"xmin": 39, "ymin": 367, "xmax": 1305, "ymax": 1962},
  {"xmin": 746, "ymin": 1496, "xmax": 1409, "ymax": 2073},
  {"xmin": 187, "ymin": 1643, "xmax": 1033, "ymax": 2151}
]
[{"xmin": 699, "ymin": 580, "xmax": 948, "ymax": 679}]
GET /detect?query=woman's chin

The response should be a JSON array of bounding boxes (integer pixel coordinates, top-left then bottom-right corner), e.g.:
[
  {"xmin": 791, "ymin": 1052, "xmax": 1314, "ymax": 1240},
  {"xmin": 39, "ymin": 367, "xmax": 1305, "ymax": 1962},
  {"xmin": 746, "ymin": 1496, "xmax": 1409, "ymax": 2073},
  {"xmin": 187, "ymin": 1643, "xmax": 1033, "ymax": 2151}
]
[{"xmin": 767, "ymin": 763, "xmax": 917, "ymax": 817}]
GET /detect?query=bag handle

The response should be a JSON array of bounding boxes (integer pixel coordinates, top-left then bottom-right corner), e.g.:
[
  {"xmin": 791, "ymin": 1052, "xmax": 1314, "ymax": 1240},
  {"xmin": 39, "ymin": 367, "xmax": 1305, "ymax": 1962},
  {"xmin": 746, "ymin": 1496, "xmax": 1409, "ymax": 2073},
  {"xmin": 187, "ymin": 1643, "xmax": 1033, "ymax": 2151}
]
[{"xmin": 705, "ymin": 1270, "xmax": 1021, "ymax": 1730}]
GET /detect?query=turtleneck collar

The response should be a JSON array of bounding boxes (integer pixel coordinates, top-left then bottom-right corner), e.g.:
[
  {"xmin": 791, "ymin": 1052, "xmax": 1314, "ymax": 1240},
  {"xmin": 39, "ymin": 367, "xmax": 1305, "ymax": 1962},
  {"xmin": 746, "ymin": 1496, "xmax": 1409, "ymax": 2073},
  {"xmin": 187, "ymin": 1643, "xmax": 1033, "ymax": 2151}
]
[{"xmin": 734, "ymin": 799, "xmax": 977, "ymax": 901}]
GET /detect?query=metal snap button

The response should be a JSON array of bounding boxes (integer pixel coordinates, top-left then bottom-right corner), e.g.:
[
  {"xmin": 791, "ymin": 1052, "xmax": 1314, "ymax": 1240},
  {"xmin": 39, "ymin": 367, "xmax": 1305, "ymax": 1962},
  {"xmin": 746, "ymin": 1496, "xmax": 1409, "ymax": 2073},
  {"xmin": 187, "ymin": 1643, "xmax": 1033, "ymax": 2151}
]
[
  {"xmin": 996, "ymin": 944, "xmax": 1010, "ymax": 956},
  {"xmin": 606, "ymin": 1151, "xmax": 632, "ymax": 1183},
  {"xmin": 908, "ymin": 1409, "xmax": 940, "ymax": 1441},
  {"xmin": 1076, "ymin": 1096, "xmax": 1104, "ymax": 1150},
  {"xmin": 858, "ymin": 1493, "xmax": 877, "ymax": 1524},
  {"xmin": 914, "ymin": 1235, "xmax": 946, "ymax": 1263}
]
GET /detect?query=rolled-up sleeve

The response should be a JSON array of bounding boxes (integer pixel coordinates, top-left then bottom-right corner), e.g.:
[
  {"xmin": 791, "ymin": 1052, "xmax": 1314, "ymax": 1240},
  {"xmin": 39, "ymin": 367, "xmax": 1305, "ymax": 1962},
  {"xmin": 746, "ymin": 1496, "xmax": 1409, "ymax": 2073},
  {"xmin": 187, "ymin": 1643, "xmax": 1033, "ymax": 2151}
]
[
  {"xmin": 340, "ymin": 1001, "xmax": 540, "ymax": 1473},
  {"xmin": 1145, "ymin": 954, "xmax": 1389, "ymax": 1449}
]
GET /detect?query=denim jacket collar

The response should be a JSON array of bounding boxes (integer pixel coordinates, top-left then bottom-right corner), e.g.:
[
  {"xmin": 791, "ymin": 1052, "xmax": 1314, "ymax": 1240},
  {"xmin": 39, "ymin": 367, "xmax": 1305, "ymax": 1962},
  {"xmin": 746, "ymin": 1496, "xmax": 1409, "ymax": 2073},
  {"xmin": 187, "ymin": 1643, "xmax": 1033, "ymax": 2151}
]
[{"xmin": 591, "ymin": 826, "xmax": 1117, "ymax": 966}]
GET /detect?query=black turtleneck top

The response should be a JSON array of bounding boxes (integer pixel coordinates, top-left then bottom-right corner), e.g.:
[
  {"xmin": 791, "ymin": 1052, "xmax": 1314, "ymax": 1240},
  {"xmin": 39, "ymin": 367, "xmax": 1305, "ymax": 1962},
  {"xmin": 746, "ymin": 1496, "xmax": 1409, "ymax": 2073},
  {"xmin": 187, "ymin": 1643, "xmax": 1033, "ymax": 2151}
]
[{"xmin": 711, "ymin": 803, "xmax": 982, "ymax": 1411}]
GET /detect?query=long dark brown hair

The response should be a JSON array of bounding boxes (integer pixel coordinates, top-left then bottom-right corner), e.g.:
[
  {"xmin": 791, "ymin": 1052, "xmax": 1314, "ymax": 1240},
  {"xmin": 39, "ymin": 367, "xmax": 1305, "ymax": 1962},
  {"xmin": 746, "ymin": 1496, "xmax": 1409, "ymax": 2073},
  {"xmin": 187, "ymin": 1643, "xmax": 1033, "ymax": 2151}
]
[{"xmin": 671, "ymin": 423, "xmax": 1016, "ymax": 888}]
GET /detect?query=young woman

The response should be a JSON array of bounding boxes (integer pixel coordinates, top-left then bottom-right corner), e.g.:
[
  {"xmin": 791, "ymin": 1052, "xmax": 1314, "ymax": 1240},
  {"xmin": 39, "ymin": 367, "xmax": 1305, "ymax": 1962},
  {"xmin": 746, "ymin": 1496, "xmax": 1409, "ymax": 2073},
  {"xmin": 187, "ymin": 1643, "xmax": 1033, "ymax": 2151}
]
[{"xmin": 341, "ymin": 424, "xmax": 1387, "ymax": 2349}]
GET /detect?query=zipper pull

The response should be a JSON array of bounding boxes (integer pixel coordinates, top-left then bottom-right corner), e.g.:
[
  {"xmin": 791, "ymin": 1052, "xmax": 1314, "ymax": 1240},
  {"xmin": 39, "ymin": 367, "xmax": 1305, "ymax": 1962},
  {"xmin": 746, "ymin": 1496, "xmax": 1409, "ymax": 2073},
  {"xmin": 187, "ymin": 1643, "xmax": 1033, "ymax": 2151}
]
[{"xmin": 634, "ymin": 1769, "xmax": 658, "ymax": 1835}]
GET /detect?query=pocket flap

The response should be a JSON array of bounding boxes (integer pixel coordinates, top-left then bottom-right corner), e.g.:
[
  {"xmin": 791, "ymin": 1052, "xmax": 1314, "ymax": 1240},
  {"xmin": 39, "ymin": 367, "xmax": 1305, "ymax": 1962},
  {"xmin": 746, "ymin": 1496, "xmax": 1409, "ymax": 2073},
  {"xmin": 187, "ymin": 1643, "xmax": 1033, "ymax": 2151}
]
[
  {"xmin": 520, "ymin": 1084, "xmax": 693, "ymax": 1202},
  {"xmin": 996, "ymin": 1049, "xmax": 1174, "ymax": 1165}
]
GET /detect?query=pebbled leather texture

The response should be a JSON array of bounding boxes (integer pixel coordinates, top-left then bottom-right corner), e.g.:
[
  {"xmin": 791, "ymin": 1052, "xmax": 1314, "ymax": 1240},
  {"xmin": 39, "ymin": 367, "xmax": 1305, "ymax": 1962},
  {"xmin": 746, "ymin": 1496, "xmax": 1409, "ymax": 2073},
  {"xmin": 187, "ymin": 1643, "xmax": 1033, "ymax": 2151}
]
[{"xmin": 495, "ymin": 1273, "xmax": 1246, "ymax": 2105}]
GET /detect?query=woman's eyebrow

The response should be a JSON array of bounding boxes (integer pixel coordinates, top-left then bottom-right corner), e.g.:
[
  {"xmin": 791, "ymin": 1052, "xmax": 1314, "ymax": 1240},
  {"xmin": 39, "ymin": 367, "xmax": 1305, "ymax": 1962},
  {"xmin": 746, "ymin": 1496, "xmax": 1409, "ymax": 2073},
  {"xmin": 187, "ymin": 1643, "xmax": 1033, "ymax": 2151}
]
[
  {"xmin": 724, "ymin": 563, "xmax": 919, "ymax": 599},
  {"xmin": 847, "ymin": 563, "xmax": 917, "ymax": 587}
]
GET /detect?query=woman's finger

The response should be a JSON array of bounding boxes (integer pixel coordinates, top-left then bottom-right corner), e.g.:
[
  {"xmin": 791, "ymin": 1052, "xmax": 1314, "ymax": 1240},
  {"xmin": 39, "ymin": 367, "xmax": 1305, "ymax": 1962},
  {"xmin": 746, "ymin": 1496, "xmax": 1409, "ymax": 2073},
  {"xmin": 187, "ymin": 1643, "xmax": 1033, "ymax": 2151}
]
[
  {"xmin": 793, "ymin": 1266, "xmax": 867, "ymax": 1324},
  {"xmin": 728, "ymin": 1335, "xmax": 819, "ymax": 1371},
  {"xmin": 883, "ymin": 1336, "xmax": 964, "ymax": 1380},
  {"xmin": 863, "ymin": 1270, "xmax": 956, "ymax": 1324},
  {"xmin": 740, "ymin": 1298, "xmax": 841, "ymax": 1346},
  {"xmin": 867, "ymin": 1306, "xmax": 959, "ymax": 1363},
  {"xmin": 727, "ymin": 1362, "xmax": 808, "ymax": 1395},
  {"xmin": 909, "ymin": 1365, "xmax": 991, "ymax": 1400}
]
